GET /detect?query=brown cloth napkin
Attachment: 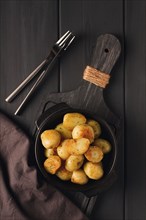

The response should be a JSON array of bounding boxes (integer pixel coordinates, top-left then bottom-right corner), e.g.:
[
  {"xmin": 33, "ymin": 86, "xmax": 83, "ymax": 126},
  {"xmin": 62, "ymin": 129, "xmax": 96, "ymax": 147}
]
[{"xmin": 0, "ymin": 112, "xmax": 88, "ymax": 220}]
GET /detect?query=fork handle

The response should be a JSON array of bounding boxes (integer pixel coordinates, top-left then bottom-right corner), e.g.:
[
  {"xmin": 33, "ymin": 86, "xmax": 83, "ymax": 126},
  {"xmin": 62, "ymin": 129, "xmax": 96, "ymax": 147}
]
[
  {"xmin": 5, "ymin": 48, "xmax": 59, "ymax": 103},
  {"xmin": 5, "ymin": 60, "xmax": 47, "ymax": 103},
  {"xmin": 14, "ymin": 50, "xmax": 60, "ymax": 115},
  {"xmin": 14, "ymin": 70, "xmax": 46, "ymax": 115}
]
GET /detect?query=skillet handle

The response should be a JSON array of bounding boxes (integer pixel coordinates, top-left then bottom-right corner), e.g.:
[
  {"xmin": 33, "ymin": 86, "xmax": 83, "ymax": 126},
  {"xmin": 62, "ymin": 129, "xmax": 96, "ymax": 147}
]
[
  {"xmin": 83, "ymin": 170, "xmax": 117, "ymax": 197},
  {"xmin": 67, "ymin": 171, "xmax": 117, "ymax": 217},
  {"xmin": 35, "ymin": 102, "xmax": 69, "ymax": 129}
]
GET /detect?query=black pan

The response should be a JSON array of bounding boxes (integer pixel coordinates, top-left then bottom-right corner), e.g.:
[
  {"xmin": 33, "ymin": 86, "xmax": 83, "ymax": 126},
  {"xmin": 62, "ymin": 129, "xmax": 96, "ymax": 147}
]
[{"xmin": 35, "ymin": 102, "xmax": 117, "ymax": 197}]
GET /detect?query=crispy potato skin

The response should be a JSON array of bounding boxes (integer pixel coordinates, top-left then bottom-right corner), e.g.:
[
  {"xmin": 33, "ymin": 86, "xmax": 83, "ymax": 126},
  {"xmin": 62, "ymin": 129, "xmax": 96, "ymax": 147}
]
[
  {"xmin": 87, "ymin": 119, "xmax": 101, "ymax": 138},
  {"xmin": 62, "ymin": 139, "xmax": 76, "ymax": 151},
  {"xmin": 57, "ymin": 145, "xmax": 70, "ymax": 160},
  {"xmin": 55, "ymin": 123, "xmax": 72, "ymax": 139},
  {"xmin": 63, "ymin": 113, "xmax": 86, "ymax": 131},
  {"xmin": 41, "ymin": 130, "xmax": 61, "ymax": 149},
  {"xmin": 84, "ymin": 162, "xmax": 104, "ymax": 180},
  {"xmin": 41, "ymin": 113, "xmax": 112, "ymax": 184},
  {"xmin": 71, "ymin": 169, "xmax": 88, "ymax": 185},
  {"xmin": 94, "ymin": 138, "xmax": 111, "ymax": 153},
  {"xmin": 44, "ymin": 155, "xmax": 61, "ymax": 174},
  {"xmin": 65, "ymin": 155, "xmax": 84, "ymax": 172},
  {"xmin": 44, "ymin": 148, "xmax": 57, "ymax": 157},
  {"xmin": 56, "ymin": 166, "xmax": 72, "ymax": 181},
  {"xmin": 72, "ymin": 124, "xmax": 94, "ymax": 143},
  {"xmin": 68, "ymin": 138, "xmax": 90, "ymax": 155},
  {"xmin": 84, "ymin": 146, "xmax": 103, "ymax": 163},
  {"xmin": 57, "ymin": 139, "xmax": 75, "ymax": 160}
]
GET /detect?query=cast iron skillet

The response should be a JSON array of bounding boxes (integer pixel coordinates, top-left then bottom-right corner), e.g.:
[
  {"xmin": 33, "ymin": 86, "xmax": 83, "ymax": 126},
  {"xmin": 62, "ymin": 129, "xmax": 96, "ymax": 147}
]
[{"xmin": 35, "ymin": 102, "xmax": 117, "ymax": 197}]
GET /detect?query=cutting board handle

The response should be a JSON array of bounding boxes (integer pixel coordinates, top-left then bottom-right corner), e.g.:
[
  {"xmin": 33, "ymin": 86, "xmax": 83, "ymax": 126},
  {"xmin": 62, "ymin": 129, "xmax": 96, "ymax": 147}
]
[{"xmin": 83, "ymin": 34, "xmax": 121, "ymax": 87}]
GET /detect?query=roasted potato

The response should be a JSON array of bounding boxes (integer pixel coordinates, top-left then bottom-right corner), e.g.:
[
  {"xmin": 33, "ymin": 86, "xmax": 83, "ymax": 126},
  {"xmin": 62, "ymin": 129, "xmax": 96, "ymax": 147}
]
[
  {"xmin": 94, "ymin": 138, "xmax": 111, "ymax": 154},
  {"xmin": 87, "ymin": 119, "xmax": 101, "ymax": 138},
  {"xmin": 41, "ymin": 130, "xmax": 61, "ymax": 149},
  {"xmin": 72, "ymin": 124, "xmax": 94, "ymax": 143},
  {"xmin": 57, "ymin": 146, "xmax": 69, "ymax": 160},
  {"xmin": 44, "ymin": 155, "xmax": 61, "ymax": 174},
  {"xmin": 84, "ymin": 146, "xmax": 103, "ymax": 163},
  {"xmin": 68, "ymin": 138, "xmax": 90, "ymax": 155},
  {"xmin": 41, "ymin": 112, "xmax": 112, "ymax": 185},
  {"xmin": 84, "ymin": 162, "xmax": 104, "ymax": 180},
  {"xmin": 57, "ymin": 139, "xmax": 75, "ymax": 160},
  {"xmin": 44, "ymin": 148, "xmax": 56, "ymax": 158},
  {"xmin": 62, "ymin": 139, "xmax": 76, "ymax": 150},
  {"xmin": 63, "ymin": 113, "xmax": 86, "ymax": 131},
  {"xmin": 65, "ymin": 155, "xmax": 84, "ymax": 172},
  {"xmin": 71, "ymin": 169, "xmax": 88, "ymax": 185},
  {"xmin": 55, "ymin": 123, "xmax": 72, "ymax": 139},
  {"xmin": 56, "ymin": 166, "xmax": 72, "ymax": 181}
]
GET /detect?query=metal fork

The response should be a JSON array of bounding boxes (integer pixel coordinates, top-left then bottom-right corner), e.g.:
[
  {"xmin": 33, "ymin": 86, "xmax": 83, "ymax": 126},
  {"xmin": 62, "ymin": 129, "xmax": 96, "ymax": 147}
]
[{"xmin": 5, "ymin": 30, "xmax": 75, "ymax": 115}]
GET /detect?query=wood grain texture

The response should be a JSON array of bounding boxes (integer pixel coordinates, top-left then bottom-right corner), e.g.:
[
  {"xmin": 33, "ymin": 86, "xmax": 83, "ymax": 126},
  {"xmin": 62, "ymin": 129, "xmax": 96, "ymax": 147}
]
[
  {"xmin": 43, "ymin": 34, "xmax": 121, "ymax": 128},
  {"xmin": 34, "ymin": 33, "xmax": 122, "ymax": 219},
  {"xmin": 0, "ymin": 0, "xmax": 145, "ymax": 220},
  {"xmin": 41, "ymin": 33, "xmax": 122, "ymax": 219},
  {"xmin": 0, "ymin": 0, "xmax": 59, "ymax": 133},
  {"xmin": 125, "ymin": 1, "xmax": 146, "ymax": 220},
  {"xmin": 90, "ymin": 34, "xmax": 121, "ymax": 72},
  {"xmin": 0, "ymin": 1, "xmax": 124, "ymax": 219}
]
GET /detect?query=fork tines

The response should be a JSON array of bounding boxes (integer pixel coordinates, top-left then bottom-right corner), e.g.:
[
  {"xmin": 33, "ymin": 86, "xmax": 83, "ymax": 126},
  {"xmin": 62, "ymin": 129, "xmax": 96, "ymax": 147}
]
[{"xmin": 56, "ymin": 30, "xmax": 75, "ymax": 50}]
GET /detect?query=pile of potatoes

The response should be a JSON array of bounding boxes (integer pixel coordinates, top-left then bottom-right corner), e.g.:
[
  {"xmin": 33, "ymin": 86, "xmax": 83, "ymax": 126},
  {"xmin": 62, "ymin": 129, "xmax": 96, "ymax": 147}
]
[{"xmin": 40, "ymin": 113, "xmax": 111, "ymax": 185}]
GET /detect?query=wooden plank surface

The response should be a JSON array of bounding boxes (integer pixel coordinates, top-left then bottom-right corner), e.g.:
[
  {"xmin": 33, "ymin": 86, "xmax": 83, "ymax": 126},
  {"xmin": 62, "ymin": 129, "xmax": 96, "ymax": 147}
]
[
  {"xmin": 125, "ymin": 1, "xmax": 146, "ymax": 220},
  {"xmin": 0, "ymin": 0, "xmax": 59, "ymax": 133},
  {"xmin": 0, "ymin": 1, "xmax": 145, "ymax": 220}
]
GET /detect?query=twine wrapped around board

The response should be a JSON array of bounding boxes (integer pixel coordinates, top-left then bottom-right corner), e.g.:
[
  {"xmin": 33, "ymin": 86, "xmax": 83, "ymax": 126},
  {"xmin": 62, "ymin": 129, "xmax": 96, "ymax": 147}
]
[{"xmin": 83, "ymin": 65, "xmax": 110, "ymax": 88}]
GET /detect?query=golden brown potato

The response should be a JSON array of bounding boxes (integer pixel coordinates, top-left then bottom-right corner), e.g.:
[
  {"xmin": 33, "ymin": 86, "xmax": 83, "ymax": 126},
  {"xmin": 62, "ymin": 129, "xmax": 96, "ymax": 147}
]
[
  {"xmin": 41, "ymin": 130, "xmax": 61, "ymax": 149},
  {"xmin": 65, "ymin": 155, "xmax": 84, "ymax": 172},
  {"xmin": 57, "ymin": 139, "xmax": 75, "ymax": 160},
  {"xmin": 55, "ymin": 123, "xmax": 72, "ymax": 139},
  {"xmin": 57, "ymin": 146, "xmax": 69, "ymax": 160},
  {"xmin": 41, "ymin": 112, "xmax": 109, "ymax": 184},
  {"xmin": 44, "ymin": 155, "xmax": 61, "ymax": 174},
  {"xmin": 63, "ymin": 113, "xmax": 86, "ymax": 131},
  {"xmin": 68, "ymin": 138, "xmax": 90, "ymax": 155},
  {"xmin": 84, "ymin": 162, "xmax": 104, "ymax": 180},
  {"xmin": 87, "ymin": 119, "xmax": 101, "ymax": 138},
  {"xmin": 84, "ymin": 146, "xmax": 103, "ymax": 163},
  {"xmin": 44, "ymin": 148, "xmax": 56, "ymax": 158},
  {"xmin": 56, "ymin": 166, "xmax": 72, "ymax": 181},
  {"xmin": 94, "ymin": 138, "xmax": 111, "ymax": 154},
  {"xmin": 72, "ymin": 124, "xmax": 94, "ymax": 143},
  {"xmin": 62, "ymin": 139, "xmax": 76, "ymax": 151},
  {"xmin": 71, "ymin": 169, "xmax": 88, "ymax": 185},
  {"xmin": 57, "ymin": 139, "xmax": 76, "ymax": 160}
]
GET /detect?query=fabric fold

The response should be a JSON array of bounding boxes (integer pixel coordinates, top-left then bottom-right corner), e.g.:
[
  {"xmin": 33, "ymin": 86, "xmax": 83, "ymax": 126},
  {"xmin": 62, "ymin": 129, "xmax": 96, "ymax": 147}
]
[{"xmin": 0, "ymin": 112, "xmax": 88, "ymax": 220}]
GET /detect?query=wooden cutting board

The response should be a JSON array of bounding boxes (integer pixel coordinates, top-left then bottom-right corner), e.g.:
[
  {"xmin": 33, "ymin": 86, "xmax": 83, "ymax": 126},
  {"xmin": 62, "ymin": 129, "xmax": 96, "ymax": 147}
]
[
  {"xmin": 41, "ymin": 34, "xmax": 121, "ymax": 135},
  {"xmin": 37, "ymin": 33, "xmax": 121, "ymax": 216}
]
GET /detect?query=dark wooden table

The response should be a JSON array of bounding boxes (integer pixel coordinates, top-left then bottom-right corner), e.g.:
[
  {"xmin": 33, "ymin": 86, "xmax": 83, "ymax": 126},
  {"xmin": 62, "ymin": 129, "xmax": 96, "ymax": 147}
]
[{"xmin": 0, "ymin": 1, "xmax": 146, "ymax": 220}]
